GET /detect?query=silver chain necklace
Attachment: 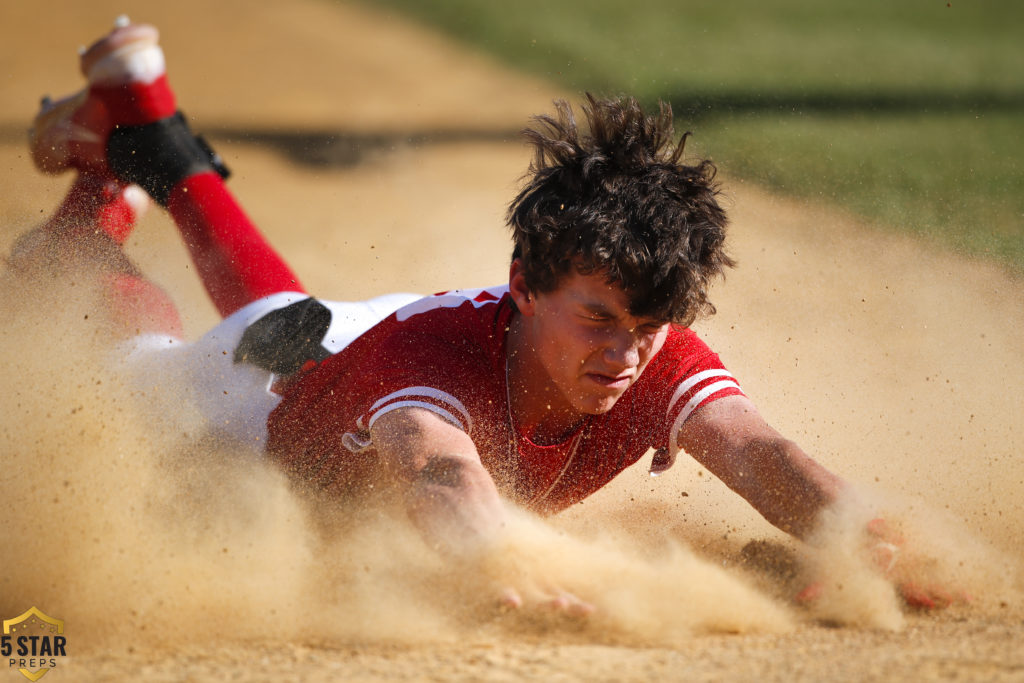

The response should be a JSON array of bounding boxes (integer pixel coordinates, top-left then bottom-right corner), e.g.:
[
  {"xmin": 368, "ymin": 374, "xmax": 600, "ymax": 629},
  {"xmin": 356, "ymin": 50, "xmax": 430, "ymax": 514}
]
[{"xmin": 504, "ymin": 351, "xmax": 587, "ymax": 507}]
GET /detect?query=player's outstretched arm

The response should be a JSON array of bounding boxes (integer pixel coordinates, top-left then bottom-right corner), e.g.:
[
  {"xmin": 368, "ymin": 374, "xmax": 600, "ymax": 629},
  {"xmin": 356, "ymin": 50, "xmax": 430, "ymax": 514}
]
[
  {"xmin": 369, "ymin": 407, "xmax": 594, "ymax": 616},
  {"xmin": 677, "ymin": 395, "xmax": 847, "ymax": 539},
  {"xmin": 679, "ymin": 397, "xmax": 968, "ymax": 610},
  {"xmin": 370, "ymin": 406, "xmax": 508, "ymax": 556}
]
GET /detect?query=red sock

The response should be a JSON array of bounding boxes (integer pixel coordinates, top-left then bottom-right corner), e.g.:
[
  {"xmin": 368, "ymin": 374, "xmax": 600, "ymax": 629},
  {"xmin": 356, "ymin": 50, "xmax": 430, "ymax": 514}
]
[
  {"xmin": 62, "ymin": 76, "xmax": 180, "ymax": 177},
  {"xmin": 89, "ymin": 73, "xmax": 304, "ymax": 317},
  {"xmin": 90, "ymin": 75, "xmax": 177, "ymax": 126},
  {"xmin": 11, "ymin": 174, "xmax": 182, "ymax": 339},
  {"xmin": 44, "ymin": 174, "xmax": 141, "ymax": 244},
  {"xmin": 103, "ymin": 272, "xmax": 184, "ymax": 338},
  {"xmin": 166, "ymin": 171, "xmax": 306, "ymax": 317}
]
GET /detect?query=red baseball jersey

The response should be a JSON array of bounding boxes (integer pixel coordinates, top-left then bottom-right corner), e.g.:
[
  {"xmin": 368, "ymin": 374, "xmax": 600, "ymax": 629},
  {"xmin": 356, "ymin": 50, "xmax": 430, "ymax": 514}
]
[{"xmin": 266, "ymin": 286, "xmax": 743, "ymax": 515}]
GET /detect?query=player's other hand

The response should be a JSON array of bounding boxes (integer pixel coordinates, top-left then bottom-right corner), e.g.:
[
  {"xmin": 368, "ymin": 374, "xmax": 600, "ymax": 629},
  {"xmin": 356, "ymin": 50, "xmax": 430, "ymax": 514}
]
[
  {"xmin": 796, "ymin": 517, "xmax": 971, "ymax": 610},
  {"xmin": 864, "ymin": 518, "xmax": 971, "ymax": 610},
  {"xmin": 496, "ymin": 584, "xmax": 595, "ymax": 618}
]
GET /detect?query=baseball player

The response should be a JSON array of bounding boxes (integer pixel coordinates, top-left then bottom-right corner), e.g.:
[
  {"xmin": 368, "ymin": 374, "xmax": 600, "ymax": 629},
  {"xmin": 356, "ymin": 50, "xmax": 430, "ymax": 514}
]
[{"xmin": 12, "ymin": 19, "xmax": 951, "ymax": 613}]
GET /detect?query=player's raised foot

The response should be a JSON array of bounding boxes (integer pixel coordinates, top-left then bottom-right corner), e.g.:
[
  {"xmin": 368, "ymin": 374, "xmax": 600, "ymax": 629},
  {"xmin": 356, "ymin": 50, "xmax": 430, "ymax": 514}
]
[
  {"xmin": 5, "ymin": 174, "xmax": 150, "ymax": 274},
  {"xmin": 29, "ymin": 16, "xmax": 177, "ymax": 176}
]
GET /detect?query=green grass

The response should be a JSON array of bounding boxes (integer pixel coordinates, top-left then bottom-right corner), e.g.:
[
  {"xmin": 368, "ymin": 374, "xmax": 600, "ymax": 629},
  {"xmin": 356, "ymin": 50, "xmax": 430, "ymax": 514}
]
[
  {"xmin": 362, "ymin": 0, "xmax": 1024, "ymax": 272},
  {"xmin": 703, "ymin": 111, "xmax": 1024, "ymax": 264}
]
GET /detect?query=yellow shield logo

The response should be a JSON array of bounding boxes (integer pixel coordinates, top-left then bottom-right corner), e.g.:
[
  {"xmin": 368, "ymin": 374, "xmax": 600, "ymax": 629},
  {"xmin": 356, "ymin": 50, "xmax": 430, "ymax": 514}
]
[{"xmin": 2, "ymin": 607, "xmax": 66, "ymax": 681}]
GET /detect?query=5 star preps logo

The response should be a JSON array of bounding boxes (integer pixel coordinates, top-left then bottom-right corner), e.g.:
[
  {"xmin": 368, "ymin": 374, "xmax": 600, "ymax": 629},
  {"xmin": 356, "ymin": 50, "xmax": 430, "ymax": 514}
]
[{"xmin": 2, "ymin": 608, "xmax": 67, "ymax": 681}]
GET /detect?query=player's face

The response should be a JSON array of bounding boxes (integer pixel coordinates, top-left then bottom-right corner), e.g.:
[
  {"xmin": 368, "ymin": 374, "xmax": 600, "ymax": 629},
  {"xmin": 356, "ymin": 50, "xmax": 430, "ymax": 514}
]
[{"xmin": 518, "ymin": 268, "xmax": 670, "ymax": 416}]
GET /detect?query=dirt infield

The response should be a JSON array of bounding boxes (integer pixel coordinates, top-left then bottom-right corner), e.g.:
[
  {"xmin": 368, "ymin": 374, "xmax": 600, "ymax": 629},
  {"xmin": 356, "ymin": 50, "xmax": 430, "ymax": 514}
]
[{"xmin": 2, "ymin": 1, "xmax": 1023, "ymax": 680}]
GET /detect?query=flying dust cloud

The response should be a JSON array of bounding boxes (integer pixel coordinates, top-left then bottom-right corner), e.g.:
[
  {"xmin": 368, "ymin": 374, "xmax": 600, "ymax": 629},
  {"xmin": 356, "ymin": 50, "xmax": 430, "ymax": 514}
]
[{"xmin": 0, "ymin": 248, "xmax": 1018, "ymax": 655}]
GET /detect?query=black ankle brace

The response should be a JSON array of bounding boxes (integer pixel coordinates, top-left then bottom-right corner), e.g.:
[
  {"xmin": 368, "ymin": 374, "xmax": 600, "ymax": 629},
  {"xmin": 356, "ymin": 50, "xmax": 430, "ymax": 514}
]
[{"xmin": 106, "ymin": 112, "xmax": 230, "ymax": 205}]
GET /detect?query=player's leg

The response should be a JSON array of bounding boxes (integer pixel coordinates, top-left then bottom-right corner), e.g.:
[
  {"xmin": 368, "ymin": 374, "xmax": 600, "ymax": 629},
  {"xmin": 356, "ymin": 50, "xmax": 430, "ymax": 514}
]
[
  {"xmin": 22, "ymin": 19, "xmax": 423, "ymax": 451},
  {"xmin": 7, "ymin": 173, "xmax": 145, "ymax": 270},
  {"xmin": 163, "ymin": 171, "xmax": 306, "ymax": 317},
  {"xmin": 6, "ymin": 169, "xmax": 184, "ymax": 339},
  {"xmin": 119, "ymin": 292, "xmax": 419, "ymax": 451},
  {"xmin": 35, "ymin": 17, "xmax": 304, "ymax": 319}
]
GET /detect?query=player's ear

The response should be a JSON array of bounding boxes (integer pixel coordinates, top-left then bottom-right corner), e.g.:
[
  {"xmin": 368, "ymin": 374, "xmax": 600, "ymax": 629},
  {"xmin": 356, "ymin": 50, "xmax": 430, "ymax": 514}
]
[{"xmin": 509, "ymin": 258, "xmax": 536, "ymax": 315}]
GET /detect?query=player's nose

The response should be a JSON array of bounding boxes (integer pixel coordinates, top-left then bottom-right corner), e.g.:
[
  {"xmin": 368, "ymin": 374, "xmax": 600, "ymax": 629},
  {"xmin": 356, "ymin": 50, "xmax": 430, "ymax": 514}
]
[{"xmin": 601, "ymin": 329, "xmax": 640, "ymax": 370}]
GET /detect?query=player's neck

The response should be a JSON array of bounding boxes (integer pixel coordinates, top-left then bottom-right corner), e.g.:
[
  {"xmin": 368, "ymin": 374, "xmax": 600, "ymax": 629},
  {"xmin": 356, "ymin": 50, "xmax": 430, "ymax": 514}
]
[{"xmin": 506, "ymin": 313, "xmax": 586, "ymax": 445}]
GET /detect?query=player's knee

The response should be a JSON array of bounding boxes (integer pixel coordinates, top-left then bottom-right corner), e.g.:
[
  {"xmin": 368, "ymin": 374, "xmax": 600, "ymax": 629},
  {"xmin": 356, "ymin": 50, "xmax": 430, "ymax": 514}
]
[{"xmin": 233, "ymin": 298, "xmax": 332, "ymax": 375}]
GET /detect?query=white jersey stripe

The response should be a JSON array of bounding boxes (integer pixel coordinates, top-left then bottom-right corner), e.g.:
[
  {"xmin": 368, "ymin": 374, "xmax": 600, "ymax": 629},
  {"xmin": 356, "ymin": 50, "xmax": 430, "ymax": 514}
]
[
  {"xmin": 368, "ymin": 386, "xmax": 472, "ymax": 431},
  {"xmin": 367, "ymin": 400, "xmax": 466, "ymax": 432},
  {"xmin": 668, "ymin": 378, "xmax": 743, "ymax": 459},
  {"xmin": 666, "ymin": 369, "xmax": 736, "ymax": 420},
  {"xmin": 677, "ymin": 379, "xmax": 742, "ymax": 424},
  {"xmin": 394, "ymin": 285, "xmax": 509, "ymax": 322}
]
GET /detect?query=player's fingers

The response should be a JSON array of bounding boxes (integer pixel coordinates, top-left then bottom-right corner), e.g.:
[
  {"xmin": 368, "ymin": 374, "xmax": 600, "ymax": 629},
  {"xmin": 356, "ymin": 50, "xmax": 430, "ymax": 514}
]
[
  {"xmin": 794, "ymin": 581, "xmax": 823, "ymax": 605},
  {"xmin": 870, "ymin": 541, "xmax": 900, "ymax": 575},
  {"xmin": 866, "ymin": 518, "xmax": 905, "ymax": 545},
  {"xmin": 899, "ymin": 581, "xmax": 935, "ymax": 609},
  {"xmin": 899, "ymin": 581, "xmax": 954, "ymax": 610},
  {"xmin": 900, "ymin": 579, "xmax": 972, "ymax": 610},
  {"xmin": 565, "ymin": 597, "xmax": 596, "ymax": 618},
  {"xmin": 496, "ymin": 581, "xmax": 595, "ymax": 617},
  {"xmin": 544, "ymin": 590, "xmax": 595, "ymax": 617},
  {"xmin": 497, "ymin": 586, "xmax": 523, "ymax": 611},
  {"xmin": 925, "ymin": 585, "xmax": 955, "ymax": 609}
]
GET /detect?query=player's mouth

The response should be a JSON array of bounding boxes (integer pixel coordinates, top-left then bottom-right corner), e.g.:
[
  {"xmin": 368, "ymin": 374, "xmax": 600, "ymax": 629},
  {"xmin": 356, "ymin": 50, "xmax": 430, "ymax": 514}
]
[{"xmin": 584, "ymin": 371, "xmax": 634, "ymax": 391}]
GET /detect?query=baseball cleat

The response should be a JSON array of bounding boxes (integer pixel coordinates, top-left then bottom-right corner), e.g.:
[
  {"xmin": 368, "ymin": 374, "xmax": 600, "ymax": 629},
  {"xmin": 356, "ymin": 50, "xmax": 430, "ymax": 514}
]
[{"xmin": 29, "ymin": 17, "xmax": 177, "ymax": 176}]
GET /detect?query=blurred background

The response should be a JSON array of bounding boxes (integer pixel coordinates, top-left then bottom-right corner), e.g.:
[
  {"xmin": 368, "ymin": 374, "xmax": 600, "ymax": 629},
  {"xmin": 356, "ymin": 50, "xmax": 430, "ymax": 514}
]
[
  {"xmin": 3, "ymin": 1, "xmax": 1020, "ymax": 273},
  {"xmin": 368, "ymin": 0, "xmax": 1024, "ymax": 273}
]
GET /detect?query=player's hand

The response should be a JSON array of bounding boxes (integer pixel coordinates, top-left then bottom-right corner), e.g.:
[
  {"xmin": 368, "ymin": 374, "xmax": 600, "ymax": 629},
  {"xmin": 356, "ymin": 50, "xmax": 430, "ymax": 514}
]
[
  {"xmin": 795, "ymin": 518, "xmax": 971, "ymax": 610},
  {"xmin": 863, "ymin": 518, "xmax": 971, "ymax": 609},
  {"xmin": 496, "ymin": 584, "xmax": 595, "ymax": 618}
]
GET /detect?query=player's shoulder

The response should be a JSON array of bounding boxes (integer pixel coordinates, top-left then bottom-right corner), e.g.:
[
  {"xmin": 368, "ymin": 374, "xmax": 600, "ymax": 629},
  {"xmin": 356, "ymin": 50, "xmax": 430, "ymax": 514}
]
[
  {"xmin": 290, "ymin": 286, "xmax": 511, "ymax": 401},
  {"xmin": 392, "ymin": 284, "xmax": 510, "ymax": 325},
  {"xmin": 361, "ymin": 284, "xmax": 512, "ymax": 358},
  {"xmin": 657, "ymin": 324, "xmax": 714, "ymax": 362}
]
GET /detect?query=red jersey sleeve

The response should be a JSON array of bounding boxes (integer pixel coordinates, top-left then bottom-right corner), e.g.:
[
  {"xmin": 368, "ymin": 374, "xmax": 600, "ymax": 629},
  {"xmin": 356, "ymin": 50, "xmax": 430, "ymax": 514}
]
[
  {"xmin": 354, "ymin": 331, "xmax": 486, "ymax": 435},
  {"xmin": 343, "ymin": 295, "xmax": 504, "ymax": 441},
  {"xmin": 642, "ymin": 326, "xmax": 745, "ymax": 458}
]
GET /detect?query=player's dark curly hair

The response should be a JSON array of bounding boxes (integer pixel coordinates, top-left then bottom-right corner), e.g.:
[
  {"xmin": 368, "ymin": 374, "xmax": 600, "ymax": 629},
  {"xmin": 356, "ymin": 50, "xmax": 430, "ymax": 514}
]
[{"xmin": 507, "ymin": 94, "xmax": 735, "ymax": 327}]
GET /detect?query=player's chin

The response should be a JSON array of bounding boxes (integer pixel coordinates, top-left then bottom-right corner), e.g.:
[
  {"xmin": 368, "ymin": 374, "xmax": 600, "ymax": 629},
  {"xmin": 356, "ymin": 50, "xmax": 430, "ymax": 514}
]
[{"xmin": 574, "ymin": 389, "xmax": 624, "ymax": 415}]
